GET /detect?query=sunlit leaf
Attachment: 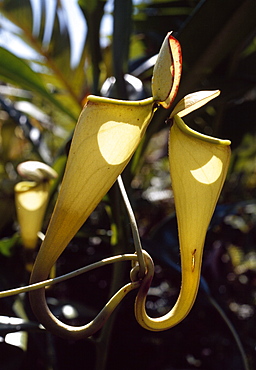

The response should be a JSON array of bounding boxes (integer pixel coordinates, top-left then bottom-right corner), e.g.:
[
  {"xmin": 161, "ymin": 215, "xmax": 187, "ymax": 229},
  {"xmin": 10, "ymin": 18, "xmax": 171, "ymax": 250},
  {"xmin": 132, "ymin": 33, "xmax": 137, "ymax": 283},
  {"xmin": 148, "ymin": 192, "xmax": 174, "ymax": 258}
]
[
  {"xmin": 0, "ymin": 0, "xmax": 88, "ymax": 107},
  {"xmin": 0, "ymin": 47, "xmax": 76, "ymax": 120},
  {"xmin": 0, "ymin": 0, "xmax": 33, "ymax": 35}
]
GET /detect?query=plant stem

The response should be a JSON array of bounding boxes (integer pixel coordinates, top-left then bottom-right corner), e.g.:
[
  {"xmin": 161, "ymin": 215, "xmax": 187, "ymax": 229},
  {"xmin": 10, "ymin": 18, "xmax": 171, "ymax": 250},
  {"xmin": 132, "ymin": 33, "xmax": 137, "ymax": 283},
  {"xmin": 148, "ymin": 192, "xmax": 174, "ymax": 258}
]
[
  {"xmin": 117, "ymin": 176, "xmax": 146, "ymax": 278},
  {"xmin": 208, "ymin": 295, "xmax": 250, "ymax": 370},
  {"xmin": 93, "ymin": 180, "xmax": 134, "ymax": 370}
]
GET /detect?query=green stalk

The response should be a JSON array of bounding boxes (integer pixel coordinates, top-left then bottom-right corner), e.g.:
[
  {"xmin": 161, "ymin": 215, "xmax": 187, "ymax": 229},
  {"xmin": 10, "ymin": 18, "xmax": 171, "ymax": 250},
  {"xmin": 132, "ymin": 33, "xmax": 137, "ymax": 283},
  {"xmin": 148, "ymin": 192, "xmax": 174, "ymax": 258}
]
[
  {"xmin": 93, "ymin": 181, "xmax": 133, "ymax": 370},
  {"xmin": 117, "ymin": 176, "xmax": 145, "ymax": 278},
  {"xmin": 112, "ymin": 0, "xmax": 133, "ymax": 99}
]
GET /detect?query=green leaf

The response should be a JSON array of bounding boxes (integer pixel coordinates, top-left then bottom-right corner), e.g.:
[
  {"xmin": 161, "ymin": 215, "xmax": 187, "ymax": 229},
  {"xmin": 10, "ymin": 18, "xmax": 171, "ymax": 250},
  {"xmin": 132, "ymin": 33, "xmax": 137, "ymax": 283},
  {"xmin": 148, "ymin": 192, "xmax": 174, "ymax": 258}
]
[
  {"xmin": 0, "ymin": 0, "xmax": 86, "ymax": 110},
  {"xmin": 78, "ymin": 0, "xmax": 100, "ymax": 14},
  {"xmin": 0, "ymin": 47, "xmax": 76, "ymax": 120},
  {"xmin": 0, "ymin": 0, "xmax": 33, "ymax": 35},
  {"xmin": 0, "ymin": 234, "xmax": 19, "ymax": 257}
]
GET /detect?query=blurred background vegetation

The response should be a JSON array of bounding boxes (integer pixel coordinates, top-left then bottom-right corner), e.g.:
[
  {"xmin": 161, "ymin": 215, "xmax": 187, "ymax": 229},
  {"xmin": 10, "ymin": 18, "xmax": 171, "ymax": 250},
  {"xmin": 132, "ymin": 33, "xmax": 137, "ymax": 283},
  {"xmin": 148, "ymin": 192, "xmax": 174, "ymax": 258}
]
[{"xmin": 0, "ymin": 0, "xmax": 255, "ymax": 369}]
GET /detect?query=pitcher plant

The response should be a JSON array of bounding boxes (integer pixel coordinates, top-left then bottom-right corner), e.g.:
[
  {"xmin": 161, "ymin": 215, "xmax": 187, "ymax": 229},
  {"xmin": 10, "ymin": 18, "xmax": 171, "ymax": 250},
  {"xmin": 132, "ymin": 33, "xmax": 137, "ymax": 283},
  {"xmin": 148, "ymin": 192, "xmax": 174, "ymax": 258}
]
[{"xmin": 27, "ymin": 32, "xmax": 231, "ymax": 339}]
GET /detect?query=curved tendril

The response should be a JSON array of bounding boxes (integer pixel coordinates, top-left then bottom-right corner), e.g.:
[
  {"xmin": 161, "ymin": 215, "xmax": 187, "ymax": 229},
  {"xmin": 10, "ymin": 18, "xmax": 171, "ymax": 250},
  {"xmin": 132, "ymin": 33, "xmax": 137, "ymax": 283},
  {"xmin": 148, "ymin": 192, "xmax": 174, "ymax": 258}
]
[
  {"xmin": 29, "ymin": 279, "xmax": 140, "ymax": 340},
  {"xmin": 0, "ymin": 254, "xmax": 140, "ymax": 299},
  {"xmin": 1, "ymin": 252, "xmax": 154, "ymax": 339},
  {"xmin": 27, "ymin": 252, "xmax": 151, "ymax": 340}
]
